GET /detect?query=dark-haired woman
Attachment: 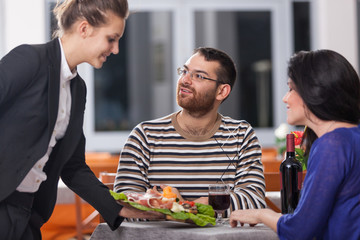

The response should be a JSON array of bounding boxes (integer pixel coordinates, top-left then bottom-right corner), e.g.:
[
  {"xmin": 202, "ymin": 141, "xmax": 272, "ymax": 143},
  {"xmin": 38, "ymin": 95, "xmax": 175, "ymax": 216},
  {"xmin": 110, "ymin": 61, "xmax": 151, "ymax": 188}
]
[
  {"xmin": 230, "ymin": 49, "xmax": 360, "ymax": 240},
  {"xmin": 0, "ymin": 0, "xmax": 162, "ymax": 239}
]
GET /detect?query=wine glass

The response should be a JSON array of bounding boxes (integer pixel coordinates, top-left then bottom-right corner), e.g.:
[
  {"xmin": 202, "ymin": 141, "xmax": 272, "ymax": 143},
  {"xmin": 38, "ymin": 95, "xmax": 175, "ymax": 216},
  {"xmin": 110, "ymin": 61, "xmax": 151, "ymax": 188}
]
[{"xmin": 208, "ymin": 184, "xmax": 230, "ymax": 225}]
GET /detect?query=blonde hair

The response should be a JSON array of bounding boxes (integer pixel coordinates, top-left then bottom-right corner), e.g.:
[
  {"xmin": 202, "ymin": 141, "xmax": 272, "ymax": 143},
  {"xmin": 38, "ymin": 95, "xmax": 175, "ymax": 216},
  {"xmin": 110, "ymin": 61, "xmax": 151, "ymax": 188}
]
[{"xmin": 53, "ymin": 0, "xmax": 128, "ymax": 37}]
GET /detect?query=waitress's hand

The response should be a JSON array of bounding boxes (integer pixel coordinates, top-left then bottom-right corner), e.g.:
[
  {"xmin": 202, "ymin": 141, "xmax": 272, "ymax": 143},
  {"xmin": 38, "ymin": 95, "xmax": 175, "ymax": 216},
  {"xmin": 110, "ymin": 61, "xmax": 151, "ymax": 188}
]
[{"xmin": 119, "ymin": 206, "xmax": 165, "ymax": 219}]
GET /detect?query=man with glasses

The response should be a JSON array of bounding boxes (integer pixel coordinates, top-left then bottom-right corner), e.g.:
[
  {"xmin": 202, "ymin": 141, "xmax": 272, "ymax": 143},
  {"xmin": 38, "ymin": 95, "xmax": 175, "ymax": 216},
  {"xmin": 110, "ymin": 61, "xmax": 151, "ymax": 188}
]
[{"xmin": 114, "ymin": 47, "xmax": 265, "ymax": 215}]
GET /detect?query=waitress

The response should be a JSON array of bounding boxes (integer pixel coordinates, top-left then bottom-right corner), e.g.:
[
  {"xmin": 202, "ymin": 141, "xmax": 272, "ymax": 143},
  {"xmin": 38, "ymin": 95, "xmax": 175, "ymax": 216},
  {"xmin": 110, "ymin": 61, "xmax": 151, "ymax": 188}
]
[{"xmin": 0, "ymin": 0, "xmax": 162, "ymax": 239}]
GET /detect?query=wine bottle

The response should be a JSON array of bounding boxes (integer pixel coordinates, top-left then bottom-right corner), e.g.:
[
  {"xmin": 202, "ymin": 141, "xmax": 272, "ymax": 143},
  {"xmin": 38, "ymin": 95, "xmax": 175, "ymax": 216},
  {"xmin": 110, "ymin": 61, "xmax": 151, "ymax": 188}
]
[{"xmin": 280, "ymin": 133, "xmax": 303, "ymax": 214}]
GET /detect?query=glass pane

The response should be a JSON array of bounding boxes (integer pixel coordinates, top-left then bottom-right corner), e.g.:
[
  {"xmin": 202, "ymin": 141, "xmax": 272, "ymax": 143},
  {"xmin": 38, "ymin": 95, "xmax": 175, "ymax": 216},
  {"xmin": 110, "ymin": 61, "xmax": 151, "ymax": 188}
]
[
  {"xmin": 48, "ymin": 6, "xmax": 174, "ymax": 132},
  {"xmin": 293, "ymin": 2, "xmax": 311, "ymax": 52},
  {"xmin": 195, "ymin": 11, "xmax": 273, "ymax": 128},
  {"xmin": 94, "ymin": 12, "xmax": 174, "ymax": 131}
]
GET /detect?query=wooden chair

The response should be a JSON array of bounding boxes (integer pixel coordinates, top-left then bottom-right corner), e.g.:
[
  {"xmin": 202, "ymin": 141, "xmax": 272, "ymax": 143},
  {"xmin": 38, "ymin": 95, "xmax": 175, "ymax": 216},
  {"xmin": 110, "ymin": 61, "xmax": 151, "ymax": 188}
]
[
  {"xmin": 261, "ymin": 147, "xmax": 278, "ymax": 162},
  {"xmin": 263, "ymin": 160, "xmax": 281, "ymax": 172},
  {"xmin": 264, "ymin": 172, "xmax": 282, "ymax": 213}
]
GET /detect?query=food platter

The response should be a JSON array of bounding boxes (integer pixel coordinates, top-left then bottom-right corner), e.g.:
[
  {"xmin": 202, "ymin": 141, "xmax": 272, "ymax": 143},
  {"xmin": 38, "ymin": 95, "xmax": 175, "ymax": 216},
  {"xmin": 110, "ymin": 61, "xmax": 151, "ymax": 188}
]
[
  {"xmin": 118, "ymin": 200, "xmax": 196, "ymax": 224},
  {"xmin": 111, "ymin": 190, "xmax": 215, "ymax": 227},
  {"xmin": 116, "ymin": 199, "xmax": 215, "ymax": 226},
  {"xmin": 165, "ymin": 215, "xmax": 195, "ymax": 224}
]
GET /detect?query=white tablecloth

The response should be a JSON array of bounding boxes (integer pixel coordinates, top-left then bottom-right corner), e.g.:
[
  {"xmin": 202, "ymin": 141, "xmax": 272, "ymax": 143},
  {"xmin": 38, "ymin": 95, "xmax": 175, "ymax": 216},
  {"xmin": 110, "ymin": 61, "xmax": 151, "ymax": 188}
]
[
  {"xmin": 265, "ymin": 191, "xmax": 281, "ymax": 209},
  {"xmin": 90, "ymin": 221, "xmax": 279, "ymax": 240}
]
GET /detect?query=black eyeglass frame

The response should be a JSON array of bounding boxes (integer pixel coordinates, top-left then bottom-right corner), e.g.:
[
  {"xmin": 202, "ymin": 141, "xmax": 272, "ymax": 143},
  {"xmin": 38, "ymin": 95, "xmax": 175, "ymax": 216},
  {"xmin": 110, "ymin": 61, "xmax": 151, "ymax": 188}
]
[{"xmin": 177, "ymin": 67, "xmax": 222, "ymax": 83}]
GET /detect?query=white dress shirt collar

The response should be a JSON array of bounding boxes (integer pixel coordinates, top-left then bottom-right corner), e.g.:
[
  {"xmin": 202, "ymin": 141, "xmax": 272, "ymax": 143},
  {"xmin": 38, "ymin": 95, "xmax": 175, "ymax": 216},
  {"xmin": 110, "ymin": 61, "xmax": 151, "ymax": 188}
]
[{"xmin": 58, "ymin": 38, "xmax": 77, "ymax": 81}]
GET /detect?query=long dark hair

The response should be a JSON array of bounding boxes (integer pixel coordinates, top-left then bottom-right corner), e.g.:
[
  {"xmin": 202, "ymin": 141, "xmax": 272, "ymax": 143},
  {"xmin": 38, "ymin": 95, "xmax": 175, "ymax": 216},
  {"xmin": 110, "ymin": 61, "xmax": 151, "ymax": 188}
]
[{"xmin": 288, "ymin": 49, "xmax": 360, "ymax": 156}]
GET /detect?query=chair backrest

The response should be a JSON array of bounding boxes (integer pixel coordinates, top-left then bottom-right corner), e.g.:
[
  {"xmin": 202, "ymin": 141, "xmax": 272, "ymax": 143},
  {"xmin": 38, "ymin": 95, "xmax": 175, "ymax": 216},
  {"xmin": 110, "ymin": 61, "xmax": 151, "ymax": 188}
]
[
  {"xmin": 261, "ymin": 147, "xmax": 278, "ymax": 161},
  {"xmin": 264, "ymin": 172, "xmax": 281, "ymax": 191},
  {"xmin": 85, "ymin": 152, "xmax": 119, "ymax": 177},
  {"xmin": 265, "ymin": 171, "xmax": 307, "ymax": 191},
  {"xmin": 99, "ymin": 172, "xmax": 117, "ymax": 190}
]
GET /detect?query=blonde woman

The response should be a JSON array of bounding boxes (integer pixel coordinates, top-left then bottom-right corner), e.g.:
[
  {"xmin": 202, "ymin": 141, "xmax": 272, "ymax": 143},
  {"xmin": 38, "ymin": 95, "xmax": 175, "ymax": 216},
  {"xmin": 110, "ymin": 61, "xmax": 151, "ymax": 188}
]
[{"xmin": 0, "ymin": 1, "xmax": 161, "ymax": 239}]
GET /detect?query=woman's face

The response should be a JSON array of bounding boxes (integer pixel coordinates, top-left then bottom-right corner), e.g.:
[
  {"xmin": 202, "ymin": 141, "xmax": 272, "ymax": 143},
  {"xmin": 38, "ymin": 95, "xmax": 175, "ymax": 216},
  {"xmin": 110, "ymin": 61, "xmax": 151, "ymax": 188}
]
[
  {"xmin": 282, "ymin": 79, "xmax": 307, "ymax": 125},
  {"xmin": 83, "ymin": 12, "xmax": 126, "ymax": 69}
]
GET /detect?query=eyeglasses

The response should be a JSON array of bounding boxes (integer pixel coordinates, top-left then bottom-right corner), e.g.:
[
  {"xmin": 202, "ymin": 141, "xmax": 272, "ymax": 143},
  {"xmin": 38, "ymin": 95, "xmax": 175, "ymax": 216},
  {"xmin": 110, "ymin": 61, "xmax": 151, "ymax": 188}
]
[{"xmin": 177, "ymin": 67, "xmax": 221, "ymax": 83}]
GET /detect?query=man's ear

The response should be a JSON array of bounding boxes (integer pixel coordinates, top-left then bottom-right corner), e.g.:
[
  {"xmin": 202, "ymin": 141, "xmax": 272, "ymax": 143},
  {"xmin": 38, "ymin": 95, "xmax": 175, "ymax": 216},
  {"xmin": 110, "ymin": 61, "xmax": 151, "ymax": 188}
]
[{"xmin": 216, "ymin": 84, "xmax": 231, "ymax": 101}]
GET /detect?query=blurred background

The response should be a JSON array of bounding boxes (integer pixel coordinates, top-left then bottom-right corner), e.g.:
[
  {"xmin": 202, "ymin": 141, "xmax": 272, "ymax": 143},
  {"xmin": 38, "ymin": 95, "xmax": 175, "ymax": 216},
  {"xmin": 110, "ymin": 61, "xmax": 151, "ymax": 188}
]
[
  {"xmin": 1, "ymin": 0, "xmax": 358, "ymax": 152},
  {"xmin": 1, "ymin": 1, "xmax": 358, "ymax": 239}
]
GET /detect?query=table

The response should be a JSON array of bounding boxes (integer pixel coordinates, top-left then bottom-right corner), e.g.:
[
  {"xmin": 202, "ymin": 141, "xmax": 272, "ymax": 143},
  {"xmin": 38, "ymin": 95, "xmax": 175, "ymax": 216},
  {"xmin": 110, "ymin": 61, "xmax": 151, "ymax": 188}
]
[{"xmin": 90, "ymin": 221, "xmax": 279, "ymax": 240}]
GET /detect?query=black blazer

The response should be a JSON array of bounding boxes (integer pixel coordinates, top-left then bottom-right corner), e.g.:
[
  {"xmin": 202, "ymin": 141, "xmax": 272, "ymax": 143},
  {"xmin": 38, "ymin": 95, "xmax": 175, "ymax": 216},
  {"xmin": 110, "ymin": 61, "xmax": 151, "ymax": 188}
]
[{"xmin": 0, "ymin": 39, "xmax": 122, "ymax": 229}]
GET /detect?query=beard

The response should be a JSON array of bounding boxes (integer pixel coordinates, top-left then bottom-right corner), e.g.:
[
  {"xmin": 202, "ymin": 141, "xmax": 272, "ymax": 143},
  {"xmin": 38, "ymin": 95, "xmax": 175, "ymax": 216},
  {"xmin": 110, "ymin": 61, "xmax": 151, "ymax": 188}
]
[{"xmin": 176, "ymin": 83, "xmax": 217, "ymax": 117}]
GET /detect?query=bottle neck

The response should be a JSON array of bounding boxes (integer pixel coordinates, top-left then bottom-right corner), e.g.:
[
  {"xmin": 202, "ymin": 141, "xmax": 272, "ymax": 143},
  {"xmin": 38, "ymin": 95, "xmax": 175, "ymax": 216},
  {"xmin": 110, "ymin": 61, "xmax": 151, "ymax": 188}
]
[
  {"xmin": 286, "ymin": 151, "xmax": 295, "ymax": 158},
  {"xmin": 286, "ymin": 134, "xmax": 295, "ymax": 152},
  {"xmin": 284, "ymin": 133, "xmax": 296, "ymax": 158}
]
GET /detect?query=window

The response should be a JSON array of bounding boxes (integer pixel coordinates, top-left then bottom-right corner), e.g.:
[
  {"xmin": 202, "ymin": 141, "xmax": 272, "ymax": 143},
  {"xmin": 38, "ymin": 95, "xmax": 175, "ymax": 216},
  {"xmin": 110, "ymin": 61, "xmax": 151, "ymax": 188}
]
[
  {"xmin": 293, "ymin": 1, "xmax": 311, "ymax": 52},
  {"xmin": 46, "ymin": 0, "xmax": 310, "ymax": 152},
  {"xmin": 195, "ymin": 11, "xmax": 273, "ymax": 128},
  {"xmin": 94, "ymin": 12, "xmax": 173, "ymax": 132}
]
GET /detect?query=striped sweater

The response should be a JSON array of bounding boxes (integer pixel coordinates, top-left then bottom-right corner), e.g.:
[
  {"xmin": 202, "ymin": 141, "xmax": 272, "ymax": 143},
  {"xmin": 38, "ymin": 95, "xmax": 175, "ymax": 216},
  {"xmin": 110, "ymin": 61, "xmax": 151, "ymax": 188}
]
[{"xmin": 114, "ymin": 111, "xmax": 266, "ymax": 214}]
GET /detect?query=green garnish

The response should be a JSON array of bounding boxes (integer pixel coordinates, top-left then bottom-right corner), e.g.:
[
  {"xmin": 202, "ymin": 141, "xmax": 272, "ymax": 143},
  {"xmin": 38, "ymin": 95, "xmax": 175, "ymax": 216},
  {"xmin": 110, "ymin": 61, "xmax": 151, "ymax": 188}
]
[{"xmin": 110, "ymin": 190, "xmax": 215, "ymax": 226}]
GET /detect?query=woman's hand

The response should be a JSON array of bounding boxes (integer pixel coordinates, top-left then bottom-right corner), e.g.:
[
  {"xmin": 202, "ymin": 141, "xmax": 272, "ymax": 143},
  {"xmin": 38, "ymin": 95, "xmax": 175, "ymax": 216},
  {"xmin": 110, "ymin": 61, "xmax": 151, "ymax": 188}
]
[
  {"xmin": 229, "ymin": 209, "xmax": 262, "ymax": 227},
  {"xmin": 229, "ymin": 209, "xmax": 281, "ymax": 232}
]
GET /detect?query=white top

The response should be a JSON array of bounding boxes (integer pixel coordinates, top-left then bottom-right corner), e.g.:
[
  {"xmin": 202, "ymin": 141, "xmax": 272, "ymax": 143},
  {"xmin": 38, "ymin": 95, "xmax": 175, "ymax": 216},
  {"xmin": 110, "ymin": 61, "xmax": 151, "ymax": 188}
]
[{"xmin": 17, "ymin": 39, "xmax": 77, "ymax": 192}]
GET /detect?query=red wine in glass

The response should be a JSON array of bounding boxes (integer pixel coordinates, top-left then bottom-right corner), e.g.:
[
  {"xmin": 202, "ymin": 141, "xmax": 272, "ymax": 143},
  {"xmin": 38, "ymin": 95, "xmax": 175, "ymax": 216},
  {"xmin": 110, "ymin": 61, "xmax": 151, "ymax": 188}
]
[
  {"xmin": 209, "ymin": 194, "xmax": 230, "ymax": 211},
  {"xmin": 209, "ymin": 184, "xmax": 230, "ymax": 224}
]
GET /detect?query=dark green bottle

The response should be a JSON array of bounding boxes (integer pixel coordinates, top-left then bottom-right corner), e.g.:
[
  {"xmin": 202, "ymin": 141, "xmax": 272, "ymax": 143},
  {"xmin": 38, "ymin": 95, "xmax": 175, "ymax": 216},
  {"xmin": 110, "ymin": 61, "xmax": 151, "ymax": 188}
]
[{"xmin": 280, "ymin": 133, "xmax": 303, "ymax": 214}]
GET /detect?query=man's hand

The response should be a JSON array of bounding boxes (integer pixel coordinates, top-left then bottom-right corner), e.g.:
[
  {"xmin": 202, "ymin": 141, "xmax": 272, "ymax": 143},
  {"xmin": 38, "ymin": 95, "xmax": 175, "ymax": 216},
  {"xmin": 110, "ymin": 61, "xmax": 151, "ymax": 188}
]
[
  {"xmin": 158, "ymin": 185, "xmax": 208, "ymax": 205},
  {"xmin": 119, "ymin": 206, "xmax": 165, "ymax": 219},
  {"xmin": 194, "ymin": 197, "xmax": 208, "ymax": 205}
]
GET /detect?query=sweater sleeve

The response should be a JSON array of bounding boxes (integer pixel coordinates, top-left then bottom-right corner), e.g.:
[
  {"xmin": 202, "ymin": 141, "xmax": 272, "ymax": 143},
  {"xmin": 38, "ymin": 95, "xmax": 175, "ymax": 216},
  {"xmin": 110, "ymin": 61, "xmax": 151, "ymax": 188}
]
[
  {"xmin": 114, "ymin": 124, "xmax": 150, "ymax": 193},
  {"xmin": 231, "ymin": 124, "xmax": 266, "ymax": 211}
]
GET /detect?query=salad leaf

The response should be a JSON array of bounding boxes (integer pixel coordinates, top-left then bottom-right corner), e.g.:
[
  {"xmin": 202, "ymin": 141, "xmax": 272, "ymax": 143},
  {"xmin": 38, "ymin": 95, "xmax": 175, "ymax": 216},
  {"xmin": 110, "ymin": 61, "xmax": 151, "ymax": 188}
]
[
  {"xmin": 195, "ymin": 202, "xmax": 215, "ymax": 217},
  {"xmin": 110, "ymin": 191, "xmax": 127, "ymax": 201},
  {"xmin": 189, "ymin": 213, "xmax": 216, "ymax": 227},
  {"xmin": 110, "ymin": 190, "xmax": 215, "ymax": 226},
  {"xmin": 168, "ymin": 211, "xmax": 189, "ymax": 220}
]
